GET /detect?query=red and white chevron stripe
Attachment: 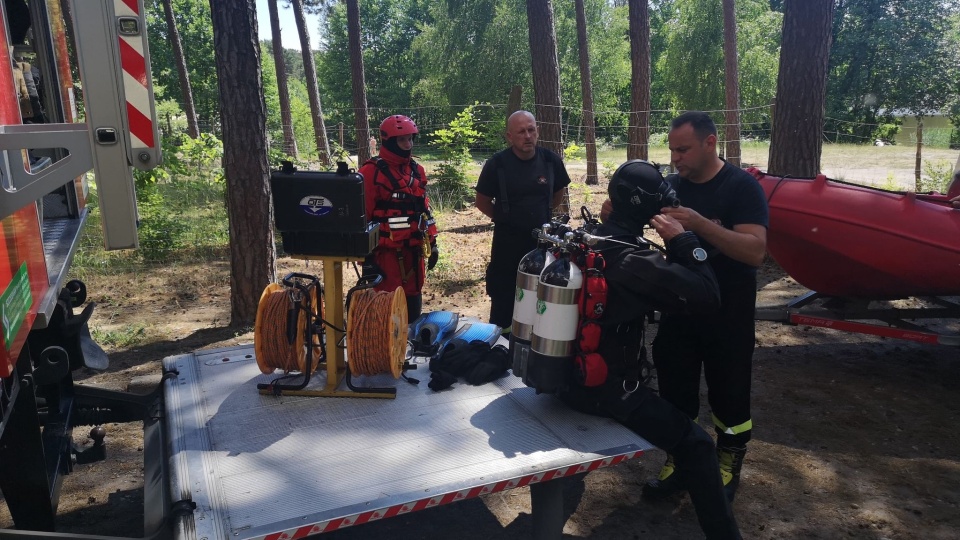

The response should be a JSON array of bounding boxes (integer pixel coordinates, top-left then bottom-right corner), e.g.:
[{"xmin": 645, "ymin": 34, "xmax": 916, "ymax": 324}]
[
  {"xmin": 115, "ymin": 0, "xmax": 154, "ymax": 149},
  {"xmin": 256, "ymin": 451, "xmax": 643, "ymax": 540}
]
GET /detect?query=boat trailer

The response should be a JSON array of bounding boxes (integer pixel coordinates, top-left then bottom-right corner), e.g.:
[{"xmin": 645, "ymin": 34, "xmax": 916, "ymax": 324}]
[{"xmin": 755, "ymin": 291, "xmax": 960, "ymax": 347}]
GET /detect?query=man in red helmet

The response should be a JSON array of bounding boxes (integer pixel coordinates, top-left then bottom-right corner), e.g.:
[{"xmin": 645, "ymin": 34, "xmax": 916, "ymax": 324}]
[{"xmin": 359, "ymin": 115, "xmax": 439, "ymax": 321}]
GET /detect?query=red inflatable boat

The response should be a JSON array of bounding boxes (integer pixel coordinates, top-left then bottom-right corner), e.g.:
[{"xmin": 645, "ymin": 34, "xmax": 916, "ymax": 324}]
[{"xmin": 748, "ymin": 168, "xmax": 960, "ymax": 299}]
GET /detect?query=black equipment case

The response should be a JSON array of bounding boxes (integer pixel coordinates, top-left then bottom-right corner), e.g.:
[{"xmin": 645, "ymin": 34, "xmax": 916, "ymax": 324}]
[{"xmin": 270, "ymin": 163, "xmax": 378, "ymax": 257}]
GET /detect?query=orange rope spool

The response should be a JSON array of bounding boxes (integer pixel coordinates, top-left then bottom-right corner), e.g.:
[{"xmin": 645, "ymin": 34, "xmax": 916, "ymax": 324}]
[
  {"xmin": 254, "ymin": 282, "xmax": 323, "ymax": 374},
  {"xmin": 346, "ymin": 287, "xmax": 407, "ymax": 378}
]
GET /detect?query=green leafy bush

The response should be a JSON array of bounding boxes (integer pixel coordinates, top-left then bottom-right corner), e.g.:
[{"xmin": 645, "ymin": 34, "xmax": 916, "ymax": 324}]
[
  {"xmin": 564, "ymin": 141, "xmax": 585, "ymax": 161},
  {"xmin": 601, "ymin": 160, "xmax": 618, "ymax": 180},
  {"xmin": 136, "ymin": 183, "xmax": 187, "ymax": 262},
  {"xmin": 873, "ymin": 122, "xmax": 900, "ymax": 144},
  {"xmin": 430, "ymin": 104, "xmax": 481, "ymax": 210},
  {"xmin": 180, "ymin": 133, "xmax": 224, "ymax": 182},
  {"xmin": 919, "ymin": 159, "xmax": 954, "ymax": 193}
]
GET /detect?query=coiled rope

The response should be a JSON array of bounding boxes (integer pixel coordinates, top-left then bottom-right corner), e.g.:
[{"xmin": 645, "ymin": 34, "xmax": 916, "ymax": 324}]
[
  {"xmin": 254, "ymin": 283, "xmax": 323, "ymax": 374},
  {"xmin": 346, "ymin": 287, "xmax": 407, "ymax": 378}
]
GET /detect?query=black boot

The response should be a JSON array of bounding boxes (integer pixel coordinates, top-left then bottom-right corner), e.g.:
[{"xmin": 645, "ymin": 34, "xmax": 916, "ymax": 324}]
[
  {"xmin": 672, "ymin": 423, "xmax": 742, "ymax": 539},
  {"xmin": 406, "ymin": 294, "xmax": 423, "ymax": 322},
  {"xmin": 718, "ymin": 446, "xmax": 747, "ymax": 502},
  {"xmin": 642, "ymin": 454, "xmax": 687, "ymax": 499}
]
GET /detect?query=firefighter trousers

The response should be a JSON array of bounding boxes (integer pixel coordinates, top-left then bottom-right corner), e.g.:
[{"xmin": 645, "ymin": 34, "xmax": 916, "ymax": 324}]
[{"xmin": 560, "ymin": 385, "xmax": 741, "ymax": 539}]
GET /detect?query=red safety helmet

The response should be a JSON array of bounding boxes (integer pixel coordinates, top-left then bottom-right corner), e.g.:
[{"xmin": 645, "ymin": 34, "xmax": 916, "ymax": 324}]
[{"xmin": 380, "ymin": 115, "xmax": 418, "ymax": 139}]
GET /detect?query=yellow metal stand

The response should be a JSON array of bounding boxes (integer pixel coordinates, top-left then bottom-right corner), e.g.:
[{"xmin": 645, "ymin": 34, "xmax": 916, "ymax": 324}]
[{"xmin": 258, "ymin": 256, "xmax": 396, "ymax": 399}]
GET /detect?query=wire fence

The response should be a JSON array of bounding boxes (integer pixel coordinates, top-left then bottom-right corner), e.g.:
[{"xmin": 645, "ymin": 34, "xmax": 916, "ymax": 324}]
[
  {"xmin": 167, "ymin": 102, "xmax": 957, "ymax": 164},
  {"xmin": 300, "ymin": 103, "xmax": 954, "ymax": 157},
  {"xmin": 72, "ymin": 102, "xmax": 958, "ymax": 274}
]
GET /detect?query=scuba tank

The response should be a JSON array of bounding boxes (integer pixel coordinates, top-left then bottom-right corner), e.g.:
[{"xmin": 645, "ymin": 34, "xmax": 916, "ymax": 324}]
[
  {"xmin": 524, "ymin": 245, "xmax": 583, "ymax": 394},
  {"xmin": 510, "ymin": 244, "xmax": 556, "ymax": 379}
]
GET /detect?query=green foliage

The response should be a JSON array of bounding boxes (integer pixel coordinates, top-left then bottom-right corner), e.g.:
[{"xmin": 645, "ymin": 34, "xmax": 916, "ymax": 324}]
[
  {"xmin": 827, "ymin": 0, "xmax": 960, "ymax": 142},
  {"xmin": 920, "ymin": 128, "xmax": 955, "ymax": 149},
  {"xmin": 430, "ymin": 104, "xmax": 481, "ymax": 210},
  {"xmin": 133, "ymin": 167, "xmax": 170, "ymax": 189},
  {"xmin": 919, "ymin": 159, "xmax": 954, "ymax": 193},
  {"xmin": 318, "ymin": 0, "xmax": 432, "ymax": 138},
  {"xmin": 656, "ymin": 0, "xmax": 779, "ymax": 125},
  {"xmin": 410, "ymin": 0, "xmax": 530, "ymax": 109},
  {"xmin": 145, "ymin": 0, "xmax": 219, "ymax": 132},
  {"xmin": 563, "ymin": 141, "xmax": 585, "ymax": 161},
  {"xmin": 136, "ymin": 183, "xmax": 187, "ymax": 261},
  {"xmin": 734, "ymin": 1, "xmax": 782, "ymax": 134},
  {"xmin": 601, "ymin": 160, "xmax": 618, "ymax": 180},
  {"xmin": 260, "ymin": 50, "xmax": 316, "ymax": 159},
  {"xmin": 648, "ymin": 132, "xmax": 668, "ymax": 147},
  {"xmin": 85, "ymin": 130, "xmax": 231, "ymax": 265},
  {"xmin": 874, "ymin": 123, "xmax": 900, "ymax": 143},
  {"xmin": 480, "ymin": 115, "xmax": 507, "ymax": 153},
  {"xmin": 567, "ymin": 181, "xmax": 592, "ymax": 206},
  {"xmin": 877, "ymin": 172, "xmax": 901, "ymax": 191},
  {"xmin": 553, "ymin": 0, "xmax": 631, "ymax": 131},
  {"xmin": 155, "ymin": 99, "xmax": 190, "ymax": 141},
  {"xmin": 267, "ymin": 146, "xmax": 307, "ymax": 171},
  {"xmin": 658, "ymin": 0, "xmax": 725, "ymax": 112},
  {"xmin": 179, "ymin": 133, "xmax": 224, "ymax": 181}
]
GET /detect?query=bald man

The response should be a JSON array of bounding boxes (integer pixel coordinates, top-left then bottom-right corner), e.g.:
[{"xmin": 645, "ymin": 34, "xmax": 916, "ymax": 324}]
[{"xmin": 475, "ymin": 111, "xmax": 571, "ymax": 329}]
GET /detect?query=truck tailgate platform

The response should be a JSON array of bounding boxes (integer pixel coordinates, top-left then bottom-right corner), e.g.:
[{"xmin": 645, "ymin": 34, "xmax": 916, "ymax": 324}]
[{"xmin": 163, "ymin": 345, "xmax": 653, "ymax": 540}]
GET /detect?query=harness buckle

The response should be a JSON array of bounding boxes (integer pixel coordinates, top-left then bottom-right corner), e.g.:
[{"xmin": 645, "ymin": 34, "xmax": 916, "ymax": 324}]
[{"xmin": 622, "ymin": 379, "xmax": 640, "ymax": 394}]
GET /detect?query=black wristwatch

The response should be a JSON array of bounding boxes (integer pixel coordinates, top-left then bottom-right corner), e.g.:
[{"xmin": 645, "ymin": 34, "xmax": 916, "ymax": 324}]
[{"xmin": 692, "ymin": 247, "xmax": 708, "ymax": 262}]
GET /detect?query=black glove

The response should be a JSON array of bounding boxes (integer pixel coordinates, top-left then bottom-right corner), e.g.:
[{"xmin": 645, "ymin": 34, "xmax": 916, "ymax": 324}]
[
  {"xmin": 427, "ymin": 241, "xmax": 439, "ymax": 271},
  {"xmin": 465, "ymin": 344, "xmax": 511, "ymax": 385},
  {"xmin": 428, "ymin": 371, "xmax": 457, "ymax": 391}
]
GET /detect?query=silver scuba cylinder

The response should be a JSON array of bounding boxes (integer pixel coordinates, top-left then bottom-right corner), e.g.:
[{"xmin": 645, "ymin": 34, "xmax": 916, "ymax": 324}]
[
  {"xmin": 523, "ymin": 249, "xmax": 583, "ymax": 393},
  {"xmin": 510, "ymin": 246, "xmax": 556, "ymax": 378}
]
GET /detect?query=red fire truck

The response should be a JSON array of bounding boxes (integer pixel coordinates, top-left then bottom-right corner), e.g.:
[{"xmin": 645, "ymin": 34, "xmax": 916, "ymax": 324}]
[{"xmin": 0, "ymin": 0, "xmax": 162, "ymax": 534}]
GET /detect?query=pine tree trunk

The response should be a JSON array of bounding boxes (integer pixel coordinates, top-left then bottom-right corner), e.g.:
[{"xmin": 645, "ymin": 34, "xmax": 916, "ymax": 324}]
[
  {"xmin": 575, "ymin": 0, "xmax": 597, "ymax": 185},
  {"xmin": 768, "ymin": 0, "xmax": 835, "ymax": 177},
  {"xmin": 722, "ymin": 0, "xmax": 741, "ymax": 166},
  {"xmin": 526, "ymin": 0, "xmax": 564, "ymax": 156},
  {"xmin": 268, "ymin": 0, "xmax": 297, "ymax": 158},
  {"xmin": 526, "ymin": 0, "xmax": 569, "ymax": 215},
  {"xmin": 291, "ymin": 0, "xmax": 331, "ymax": 165},
  {"xmin": 162, "ymin": 0, "xmax": 199, "ymax": 139},
  {"xmin": 208, "ymin": 0, "xmax": 276, "ymax": 326},
  {"xmin": 627, "ymin": 0, "xmax": 650, "ymax": 161},
  {"xmin": 346, "ymin": 0, "xmax": 370, "ymax": 165},
  {"xmin": 507, "ymin": 85, "xmax": 523, "ymax": 118}
]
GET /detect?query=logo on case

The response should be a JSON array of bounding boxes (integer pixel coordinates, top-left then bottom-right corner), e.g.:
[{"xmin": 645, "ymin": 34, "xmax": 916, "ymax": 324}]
[{"xmin": 300, "ymin": 195, "xmax": 333, "ymax": 217}]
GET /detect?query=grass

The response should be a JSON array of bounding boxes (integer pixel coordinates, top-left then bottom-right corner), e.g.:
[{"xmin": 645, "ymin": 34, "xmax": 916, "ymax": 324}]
[{"xmin": 91, "ymin": 324, "xmax": 148, "ymax": 348}]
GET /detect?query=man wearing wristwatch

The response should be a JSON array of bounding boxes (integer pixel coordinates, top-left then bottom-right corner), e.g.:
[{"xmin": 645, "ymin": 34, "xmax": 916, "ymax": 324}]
[
  {"xmin": 645, "ymin": 112, "xmax": 769, "ymax": 504},
  {"xmin": 563, "ymin": 160, "xmax": 741, "ymax": 539}
]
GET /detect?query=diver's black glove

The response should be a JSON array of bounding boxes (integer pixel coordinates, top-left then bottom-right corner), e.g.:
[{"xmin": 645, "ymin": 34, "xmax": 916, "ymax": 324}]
[
  {"xmin": 466, "ymin": 344, "xmax": 511, "ymax": 385},
  {"xmin": 427, "ymin": 241, "xmax": 439, "ymax": 271}
]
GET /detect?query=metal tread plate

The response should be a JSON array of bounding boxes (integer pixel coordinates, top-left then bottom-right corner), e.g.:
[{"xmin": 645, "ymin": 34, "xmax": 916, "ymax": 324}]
[{"xmin": 163, "ymin": 345, "xmax": 653, "ymax": 540}]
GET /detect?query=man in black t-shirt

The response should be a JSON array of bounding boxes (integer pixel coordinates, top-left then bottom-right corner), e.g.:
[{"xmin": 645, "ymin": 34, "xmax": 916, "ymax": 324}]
[
  {"xmin": 643, "ymin": 112, "xmax": 769, "ymax": 503},
  {"xmin": 475, "ymin": 110, "xmax": 571, "ymax": 329},
  {"xmin": 600, "ymin": 112, "xmax": 769, "ymax": 503}
]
